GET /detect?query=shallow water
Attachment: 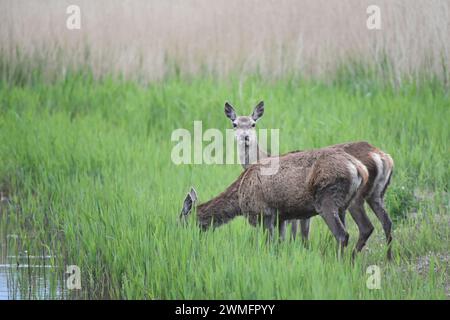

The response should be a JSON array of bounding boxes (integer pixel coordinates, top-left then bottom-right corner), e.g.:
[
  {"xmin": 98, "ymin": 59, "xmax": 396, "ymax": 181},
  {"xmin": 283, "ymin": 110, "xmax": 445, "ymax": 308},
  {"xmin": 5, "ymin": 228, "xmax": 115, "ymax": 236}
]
[
  {"xmin": 0, "ymin": 235, "xmax": 68, "ymax": 300},
  {"xmin": 0, "ymin": 194, "xmax": 86, "ymax": 300}
]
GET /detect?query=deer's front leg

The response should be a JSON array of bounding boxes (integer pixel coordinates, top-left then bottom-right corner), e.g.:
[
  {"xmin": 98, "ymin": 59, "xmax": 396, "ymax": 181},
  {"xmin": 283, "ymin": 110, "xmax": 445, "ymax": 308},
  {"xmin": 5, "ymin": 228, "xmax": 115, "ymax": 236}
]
[{"xmin": 319, "ymin": 210, "xmax": 349, "ymax": 257}]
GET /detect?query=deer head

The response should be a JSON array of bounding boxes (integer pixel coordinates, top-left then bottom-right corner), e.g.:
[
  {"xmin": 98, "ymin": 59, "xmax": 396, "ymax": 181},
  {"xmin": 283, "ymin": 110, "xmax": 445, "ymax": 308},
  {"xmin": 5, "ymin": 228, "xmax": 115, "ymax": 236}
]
[
  {"xmin": 224, "ymin": 101, "xmax": 264, "ymax": 148},
  {"xmin": 178, "ymin": 178, "xmax": 243, "ymax": 230}
]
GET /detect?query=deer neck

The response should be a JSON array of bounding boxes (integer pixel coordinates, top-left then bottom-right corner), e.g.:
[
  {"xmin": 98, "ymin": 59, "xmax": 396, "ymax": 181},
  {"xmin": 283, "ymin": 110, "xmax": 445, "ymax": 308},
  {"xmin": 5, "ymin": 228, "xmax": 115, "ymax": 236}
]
[
  {"xmin": 238, "ymin": 141, "xmax": 268, "ymax": 169},
  {"xmin": 196, "ymin": 176, "xmax": 243, "ymax": 230}
]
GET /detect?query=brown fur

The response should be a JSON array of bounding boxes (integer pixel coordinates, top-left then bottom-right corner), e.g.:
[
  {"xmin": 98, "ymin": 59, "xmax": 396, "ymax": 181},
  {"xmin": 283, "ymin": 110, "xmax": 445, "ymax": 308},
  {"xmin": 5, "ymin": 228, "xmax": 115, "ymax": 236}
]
[
  {"xmin": 182, "ymin": 141, "xmax": 394, "ymax": 258},
  {"xmin": 278, "ymin": 141, "xmax": 392, "ymax": 200},
  {"xmin": 192, "ymin": 148, "xmax": 366, "ymax": 247},
  {"xmin": 331, "ymin": 141, "xmax": 393, "ymax": 198},
  {"xmin": 195, "ymin": 174, "xmax": 243, "ymax": 230},
  {"xmin": 223, "ymin": 103, "xmax": 394, "ymax": 247},
  {"xmin": 238, "ymin": 149, "xmax": 366, "ymax": 221}
]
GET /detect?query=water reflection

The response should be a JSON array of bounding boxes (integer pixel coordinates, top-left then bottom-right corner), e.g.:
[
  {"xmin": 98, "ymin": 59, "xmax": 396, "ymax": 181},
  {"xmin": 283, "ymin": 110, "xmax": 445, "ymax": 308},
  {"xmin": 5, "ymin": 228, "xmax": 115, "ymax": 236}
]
[{"xmin": 0, "ymin": 241, "xmax": 68, "ymax": 300}]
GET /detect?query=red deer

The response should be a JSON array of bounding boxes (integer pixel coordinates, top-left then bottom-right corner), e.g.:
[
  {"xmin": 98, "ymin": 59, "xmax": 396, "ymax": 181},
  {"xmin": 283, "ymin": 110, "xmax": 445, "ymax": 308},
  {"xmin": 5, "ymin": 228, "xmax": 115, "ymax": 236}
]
[
  {"xmin": 180, "ymin": 148, "xmax": 372, "ymax": 255},
  {"xmin": 224, "ymin": 101, "xmax": 302, "ymax": 241},
  {"xmin": 224, "ymin": 102, "xmax": 394, "ymax": 259}
]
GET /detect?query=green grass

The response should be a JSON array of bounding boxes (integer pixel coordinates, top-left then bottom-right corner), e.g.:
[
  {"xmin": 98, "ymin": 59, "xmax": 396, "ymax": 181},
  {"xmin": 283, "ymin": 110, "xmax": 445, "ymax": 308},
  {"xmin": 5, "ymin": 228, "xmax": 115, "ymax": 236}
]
[{"xmin": 0, "ymin": 71, "xmax": 449, "ymax": 299}]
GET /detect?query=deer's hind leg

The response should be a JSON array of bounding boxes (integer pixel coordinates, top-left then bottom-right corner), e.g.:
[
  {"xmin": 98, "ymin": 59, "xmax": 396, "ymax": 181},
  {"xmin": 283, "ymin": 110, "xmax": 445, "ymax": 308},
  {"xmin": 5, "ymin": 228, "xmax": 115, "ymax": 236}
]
[
  {"xmin": 367, "ymin": 192, "xmax": 393, "ymax": 260},
  {"xmin": 278, "ymin": 219, "xmax": 287, "ymax": 241},
  {"xmin": 367, "ymin": 160, "xmax": 394, "ymax": 260},
  {"xmin": 281, "ymin": 219, "xmax": 309, "ymax": 243},
  {"xmin": 262, "ymin": 208, "xmax": 276, "ymax": 241},
  {"xmin": 289, "ymin": 220, "xmax": 299, "ymax": 240},
  {"xmin": 299, "ymin": 219, "xmax": 310, "ymax": 242}
]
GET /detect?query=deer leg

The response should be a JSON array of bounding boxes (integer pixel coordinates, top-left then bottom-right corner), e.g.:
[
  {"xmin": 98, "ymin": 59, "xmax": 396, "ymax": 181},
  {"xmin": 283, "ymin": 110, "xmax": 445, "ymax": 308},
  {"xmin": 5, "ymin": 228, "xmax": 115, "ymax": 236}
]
[
  {"xmin": 299, "ymin": 219, "xmax": 310, "ymax": 242},
  {"xmin": 367, "ymin": 195, "xmax": 393, "ymax": 260},
  {"xmin": 262, "ymin": 210, "xmax": 276, "ymax": 241},
  {"xmin": 278, "ymin": 219, "xmax": 287, "ymax": 241},
  {"xmin": 290, "ymin": 220, "xmax": 299, "ymax": 241},
  {"xmin": 319, "ymin": 208, "xmax": 349, "ymax": 256},
  {"xmin": 348, "ymin": 198, "xmax": 374, "ymax": 259}
]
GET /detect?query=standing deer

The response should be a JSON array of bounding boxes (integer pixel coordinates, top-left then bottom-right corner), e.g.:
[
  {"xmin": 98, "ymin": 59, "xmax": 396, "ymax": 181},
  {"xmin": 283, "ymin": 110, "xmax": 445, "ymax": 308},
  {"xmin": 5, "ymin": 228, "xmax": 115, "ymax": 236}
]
[
  {"xmin": 225, "ymin": 102, "xmax": 394, "ymax": 259},
  {"xmin": 180, "ymin": 148, "xmax": 374, "ymax": 256},
  {"xmin": 224, "ymin": 101, "xmax": 304, "ymax": 241},
  {"xmin": 329, "ymin": 142, "xmax": 394, "ymax": 259}
]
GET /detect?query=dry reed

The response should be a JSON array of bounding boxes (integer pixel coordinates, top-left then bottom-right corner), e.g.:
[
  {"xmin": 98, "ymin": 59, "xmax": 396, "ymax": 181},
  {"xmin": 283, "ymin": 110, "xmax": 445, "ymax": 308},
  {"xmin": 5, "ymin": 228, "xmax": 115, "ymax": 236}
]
[{"xmin": 0, "ymin": 0, "xmax": 449, "ymax": 82}]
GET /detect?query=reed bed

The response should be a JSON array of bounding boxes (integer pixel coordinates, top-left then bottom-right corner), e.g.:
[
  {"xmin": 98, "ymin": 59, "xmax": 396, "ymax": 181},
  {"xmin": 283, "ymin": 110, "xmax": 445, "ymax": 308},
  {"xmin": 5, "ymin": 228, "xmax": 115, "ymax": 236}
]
[{"xmin": 0, "ymin": 0, "xmax": 449, "ymax": 83}]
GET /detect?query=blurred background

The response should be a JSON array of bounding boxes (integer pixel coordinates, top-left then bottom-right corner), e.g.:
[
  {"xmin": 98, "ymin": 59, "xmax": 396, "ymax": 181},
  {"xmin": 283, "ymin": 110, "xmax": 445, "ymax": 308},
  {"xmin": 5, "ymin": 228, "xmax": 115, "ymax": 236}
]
[{"xmin": 1, "ymin": 0, "xmax": 449, "ymax": 83}]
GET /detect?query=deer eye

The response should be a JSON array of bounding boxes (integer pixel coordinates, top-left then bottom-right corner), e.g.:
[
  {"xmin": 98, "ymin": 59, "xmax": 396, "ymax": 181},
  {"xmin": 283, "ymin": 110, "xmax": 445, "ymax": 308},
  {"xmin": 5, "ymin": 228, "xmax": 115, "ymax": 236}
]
[
  {"xmin": 232, "ymin": 123, "xmax": 237, "ymax": 128},
  {"xmin": 251, "ymin": 123, "xmax": 256, "ymax": 127}
]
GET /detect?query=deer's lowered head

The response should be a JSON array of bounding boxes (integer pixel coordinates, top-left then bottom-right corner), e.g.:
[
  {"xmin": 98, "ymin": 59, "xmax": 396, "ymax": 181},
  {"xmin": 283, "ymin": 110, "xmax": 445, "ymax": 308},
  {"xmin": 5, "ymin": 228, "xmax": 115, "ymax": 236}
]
[
  {"xmin": 179, "ymin": 178, "xmax": 243, "ymax": 230},
  {"xmin": 224, "ymin": 101, "xmax": 267, "ymax": 168}
]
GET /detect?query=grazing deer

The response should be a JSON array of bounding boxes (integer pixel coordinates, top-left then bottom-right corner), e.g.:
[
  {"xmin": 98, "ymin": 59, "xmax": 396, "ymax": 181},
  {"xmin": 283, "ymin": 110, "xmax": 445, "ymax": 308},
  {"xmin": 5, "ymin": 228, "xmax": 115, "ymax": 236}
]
[
  {"xmin": 225, "ymin": 102, "xmax": 394, "ymax": 259},
  {"xmin": 180, "ymin": 148, "xmax": 372, "ymax": 255},
  {"xmin": 224, "ymin": 101, "xmax": 303, "ymax": 241}
]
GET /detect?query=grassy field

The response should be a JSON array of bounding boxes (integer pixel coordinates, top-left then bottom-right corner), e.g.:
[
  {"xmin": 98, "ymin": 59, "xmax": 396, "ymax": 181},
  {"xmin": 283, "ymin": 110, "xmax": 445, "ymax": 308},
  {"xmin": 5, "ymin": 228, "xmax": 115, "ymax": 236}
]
[
  {"xmin": 0, "ymin": 70, "xmax": 448, "ymax": 299},
  {"xmin": 0, "ymin": 0, "xmax": 449, "ymax": 300}
]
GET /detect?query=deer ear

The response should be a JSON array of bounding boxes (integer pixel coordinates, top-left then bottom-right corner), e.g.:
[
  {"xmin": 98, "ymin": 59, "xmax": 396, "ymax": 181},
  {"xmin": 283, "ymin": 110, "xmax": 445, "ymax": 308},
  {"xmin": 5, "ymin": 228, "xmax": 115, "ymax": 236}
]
[
  {"xmin": 189, "ymin": 187, "xmax": 198, "ymax": 203},
  {"xmin": 251, "ymin": 101, "xmax": 264, "ymax": 121},
  {"xmin": 180, "ymin": 187, "xmax": 197, "ymax": 219},
  {"xmin": 224, "ymin": 102, "xmax": 237, "ymax": 121}
]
